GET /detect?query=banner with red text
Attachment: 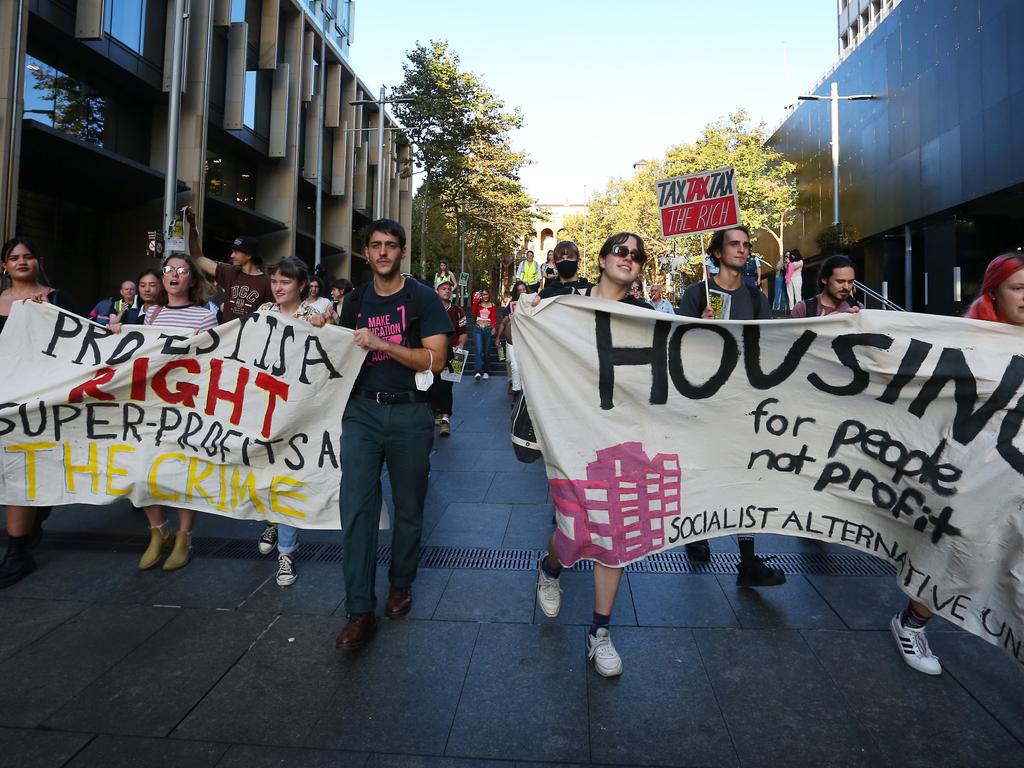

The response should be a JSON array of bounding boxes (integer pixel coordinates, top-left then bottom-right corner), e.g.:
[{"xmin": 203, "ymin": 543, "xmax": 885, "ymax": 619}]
[
  {"xmin": 513, "ymin": 295, "xmax": 1024, "ymax": 665},
  {"xmin": 657, "ymin": 166, "xmax": 741, "ymax": 238},
  {"xmin": 0, "ymin": 301, "xmax": 364, "ymax": 528}
]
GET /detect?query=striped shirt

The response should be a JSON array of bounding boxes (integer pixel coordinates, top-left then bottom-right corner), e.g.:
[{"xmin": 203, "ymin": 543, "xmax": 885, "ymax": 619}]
[{"xmin": 144, "ymin": 304, "xmax": 219, "ymax": 333}]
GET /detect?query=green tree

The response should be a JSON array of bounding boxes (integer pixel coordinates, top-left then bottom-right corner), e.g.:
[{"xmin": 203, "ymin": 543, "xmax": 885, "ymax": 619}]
[{"xmin": 394, "ymin": 41, "xmax": 536, "ymax": 292}]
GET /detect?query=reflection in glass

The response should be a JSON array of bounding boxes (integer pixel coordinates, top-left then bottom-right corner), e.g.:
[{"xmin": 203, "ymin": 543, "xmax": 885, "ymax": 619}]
[
  {"xmin": 24, "ymin": 56, "xmax": 105, "ymax": 145},
  {"xmin": 105, "ymin": 0, "xmax": 147, "ymax": 54}
]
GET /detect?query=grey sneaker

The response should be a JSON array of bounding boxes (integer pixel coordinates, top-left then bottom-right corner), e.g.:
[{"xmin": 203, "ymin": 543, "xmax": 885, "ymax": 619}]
[
  {"xmin": 890, "ymin": 613, "xmax": 941, "ymax": 675},
  {"xmin": 258, "ymin": 523, "xmax": 278, "ymax": 555},
  {"xmin": 276, "ymin": 553, "xmax": 298, "ymax": 587},
  {"xmin": 536, "ymin": 554, "xmax": 562, "ymax": 617},
  {"xmin": 587, "ymin": 627, "xmax": 623, "ymax": 677}
]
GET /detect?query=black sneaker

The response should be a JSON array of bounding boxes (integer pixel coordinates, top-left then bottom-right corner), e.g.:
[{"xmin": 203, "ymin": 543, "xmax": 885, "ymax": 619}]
[
  {"xmin": 257, "ymin": 524, "xmax": 278, "ymax": 555},
  {"xmin": 736, "ymin": 555, "xmax": 786, "ymax": 587},
  {"xmin": 685, "ymin": 540, "xmax": 711, "ymax": 563}
]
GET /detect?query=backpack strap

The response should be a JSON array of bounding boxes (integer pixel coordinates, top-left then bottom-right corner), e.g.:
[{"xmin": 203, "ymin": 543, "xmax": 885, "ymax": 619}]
[{"xmin": 804, "ymin": 295, "xmax": 819, "ymax": 317}]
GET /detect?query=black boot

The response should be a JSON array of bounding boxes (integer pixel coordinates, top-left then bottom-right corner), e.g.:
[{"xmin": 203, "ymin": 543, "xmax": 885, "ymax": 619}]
[{"xmin": 0, "ymin": 534, "xmax": 37, "ymax": 589}]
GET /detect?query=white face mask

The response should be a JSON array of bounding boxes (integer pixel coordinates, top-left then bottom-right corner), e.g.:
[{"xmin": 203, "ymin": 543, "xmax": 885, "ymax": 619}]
[{"xmin": 414, "ymin": 348, "xmax": 434, "ymax": 391}]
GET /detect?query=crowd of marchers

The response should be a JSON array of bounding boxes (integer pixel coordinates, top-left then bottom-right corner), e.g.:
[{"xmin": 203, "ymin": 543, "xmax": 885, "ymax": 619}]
[{"xmin": 3, "ymin": 216, "xmax": 1023, "ymax": 681}]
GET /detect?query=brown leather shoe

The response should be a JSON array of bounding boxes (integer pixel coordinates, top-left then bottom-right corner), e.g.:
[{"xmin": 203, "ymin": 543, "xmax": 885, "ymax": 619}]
[
  {"xmin": 335, "ymin": 612, "xmax": 377, "ymax": 650},
  {"xmin": 385, "ymin": 586, "xmax": 412, "ymax": 618}
]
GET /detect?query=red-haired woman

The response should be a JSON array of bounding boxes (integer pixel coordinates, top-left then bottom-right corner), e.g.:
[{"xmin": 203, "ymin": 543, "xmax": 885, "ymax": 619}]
[{"xmin": 890, "ymin": 252, "xmax": 1024, "ymax": 675}]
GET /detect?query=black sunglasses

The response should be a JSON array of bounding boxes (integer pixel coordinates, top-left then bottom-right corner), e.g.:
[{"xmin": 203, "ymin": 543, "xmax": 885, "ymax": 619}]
[{"xmin": 611, "ymin": 244, "xmax": 645, "ymax": 264}]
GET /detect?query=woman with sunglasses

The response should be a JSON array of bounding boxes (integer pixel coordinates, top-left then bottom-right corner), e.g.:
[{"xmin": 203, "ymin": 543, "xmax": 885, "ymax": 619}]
[
  {"xmin": 135, "ymin": 252, "xmax": 218, "ymax": 571},
  {"xmin": 535, "ymin": 232, "xmax": 650, "ymax": 677},
  {"xmin": 889, "ymin": 251, "xmax": 1024, "ymax": 676},
  {"xmin": 629, "ymin": 281, "xmax": 653, "ymax": 308},
  {"xmin": 0, "ymin": 237, "xmax": 80, "ymax": 588}
]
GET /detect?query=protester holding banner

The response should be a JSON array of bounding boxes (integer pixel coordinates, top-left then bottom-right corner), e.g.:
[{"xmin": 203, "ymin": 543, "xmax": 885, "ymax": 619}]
[
  {"xmin": 333, "ymin": 219, "xmax": 449, "ymax": 650},
  {"xmin": 471, "ymin": 288, "xmax": 498, "ymax": 380},
  {"xmin": 129, "ymin": 253, "xmax": 218, "ymax": 571},
  {"xmin": 539, "ymin": 240, "xmax": 591, "ymax": 299},
  {"xmin": 248, "ymin": 256, "xmax": 325, "ymax": 586},
  {"xmin": 432, "ymin": 279, "xmax": 468, "ymax": 436},
  {"xmin": 790, "ymin": 255, "xmax": 862, "ymax": 318},
  {"xmin": 536, "ymin": 232, "xmax": 651, "ymax": 677},
  {"xmin": 678, "ymin": 226, "xmax": 786, "ymax": 587},
  {"xmin": 883, "ymin": 251, "xmax": 1024, "ymax": 675},
  {"xmin": 0, "ymin": 236, "xmax": 79, "ymax": 588}
]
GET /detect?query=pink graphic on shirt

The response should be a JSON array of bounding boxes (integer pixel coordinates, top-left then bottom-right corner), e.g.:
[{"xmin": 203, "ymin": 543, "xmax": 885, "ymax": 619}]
[
  {"xmin": 363, "ymin": 305, "xmax": 406, "ymax": 363},
  {"xmin": 549, "ymin": 442, "xmax": 682, "ymax": 566}
]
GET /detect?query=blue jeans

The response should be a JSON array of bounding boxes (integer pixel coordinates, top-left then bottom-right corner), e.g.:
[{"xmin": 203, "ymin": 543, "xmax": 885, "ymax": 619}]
[
  {"xmin": 473, "ymin": 325, "xmax": 492, "ymax": 373},
  {"xmin": 278, "ymin": 524, "xmax": 298, "ymax": 555}
]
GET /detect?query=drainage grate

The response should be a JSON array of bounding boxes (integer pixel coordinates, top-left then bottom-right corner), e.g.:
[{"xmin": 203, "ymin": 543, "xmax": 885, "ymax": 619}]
[{"xmin": 28, "ymin": 532, "xmax": 895, "ymax": 576}]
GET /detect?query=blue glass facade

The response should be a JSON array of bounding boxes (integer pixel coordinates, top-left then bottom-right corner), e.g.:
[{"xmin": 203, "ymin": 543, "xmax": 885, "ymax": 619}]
[{"xmin": 770, "ymin": 0, "xmax": 1024, "ymax": 314}]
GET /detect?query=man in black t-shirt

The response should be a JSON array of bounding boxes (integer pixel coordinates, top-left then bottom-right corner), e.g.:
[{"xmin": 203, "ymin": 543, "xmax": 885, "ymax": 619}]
[
  {"xmin": 332, "ymin": 219, "xmax": 451, "ymax": 650},
  {"xmin": 678, "ymin": 226, "xmax": 785, "ymax": 588}
]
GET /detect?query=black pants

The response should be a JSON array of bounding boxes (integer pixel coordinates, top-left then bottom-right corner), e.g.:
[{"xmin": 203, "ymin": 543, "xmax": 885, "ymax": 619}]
[{"xmin": 430, "ymin": 373, "xmax": 453, "ymax": 416}]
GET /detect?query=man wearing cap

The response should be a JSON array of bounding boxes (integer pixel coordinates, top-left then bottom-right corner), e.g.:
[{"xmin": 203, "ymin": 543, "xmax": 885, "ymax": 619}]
[{"xmin": 185, "ymin": 207, "xmax": 273, "ymax": 320}]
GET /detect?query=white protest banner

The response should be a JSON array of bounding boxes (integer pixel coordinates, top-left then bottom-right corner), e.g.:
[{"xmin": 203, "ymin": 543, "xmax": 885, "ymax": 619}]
[
  {"xmin": 513, "ymin": 296, "xmax": 1024, "ymax": 665},
  {"xmin": 657, "ymin": 166, "xmax": 740, "ymax": 238},
  {"xmin": 0, "ymin": 301, "xmax": 365, "ymax": 528}
]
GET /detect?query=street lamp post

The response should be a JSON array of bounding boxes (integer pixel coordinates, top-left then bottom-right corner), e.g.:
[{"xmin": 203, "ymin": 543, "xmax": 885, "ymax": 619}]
[
  {"xmin": 162, "ymin": 0, "xmax": 188, "ymax": 243},
  {"xmin": 351, "ymin": 87, "xmax": 413, "ymax": 218},
  {"xmin": 796, "ymin": 82, "xmax": 879, "ymax": 226}
]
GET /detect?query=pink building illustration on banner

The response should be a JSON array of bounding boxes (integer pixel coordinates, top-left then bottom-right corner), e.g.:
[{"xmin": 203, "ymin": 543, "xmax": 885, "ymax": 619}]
[{"xmin": 549, "ymin": 442, "xmax": 681, "ymax": 566}]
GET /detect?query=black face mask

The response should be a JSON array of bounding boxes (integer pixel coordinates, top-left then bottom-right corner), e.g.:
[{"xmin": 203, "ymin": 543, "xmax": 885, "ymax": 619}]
[{"xmin": 556, "ymin": 260, "xmax": 578, "ymax": 279}]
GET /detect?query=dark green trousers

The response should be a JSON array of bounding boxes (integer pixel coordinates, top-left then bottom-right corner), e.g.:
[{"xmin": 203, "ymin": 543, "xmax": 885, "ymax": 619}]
[{"xmin": 340, "ymin": 397, "xmax": 434, "ymax": 614}]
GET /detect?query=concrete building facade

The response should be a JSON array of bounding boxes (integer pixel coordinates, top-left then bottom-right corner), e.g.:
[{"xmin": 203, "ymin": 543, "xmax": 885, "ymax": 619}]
[{"xmin": 0, "ymin": 0, "xmax": 410, "ymax": 309}]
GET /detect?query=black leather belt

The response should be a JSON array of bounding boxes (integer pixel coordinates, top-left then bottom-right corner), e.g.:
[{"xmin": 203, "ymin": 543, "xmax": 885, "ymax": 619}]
[{"xmin": 353, "ymin": 388, "xmax": 430, "ymax": 405}]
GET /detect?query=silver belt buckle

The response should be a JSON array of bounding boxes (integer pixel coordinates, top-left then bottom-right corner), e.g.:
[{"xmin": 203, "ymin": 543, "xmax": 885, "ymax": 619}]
[{"xmin": 375, "ymin": 391, "xmax": 386, "ymax": 404}]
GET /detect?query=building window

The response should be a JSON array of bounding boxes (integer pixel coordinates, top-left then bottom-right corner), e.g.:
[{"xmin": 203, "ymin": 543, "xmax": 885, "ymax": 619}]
[
  {"xmin": 24, "ymin": 56, "xmax": 105, "ymax": 145},
  {"xmin": 105, "ymin": 0, "xmax": 148, "ymax": 54},
  {"xmin": 230, "ymin": 0, "xmax": 246, "ymax": 23}
]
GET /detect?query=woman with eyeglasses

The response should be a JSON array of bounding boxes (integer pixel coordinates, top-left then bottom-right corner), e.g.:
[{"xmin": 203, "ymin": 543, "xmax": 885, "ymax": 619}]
[
  {"xmin": 535, "ymin": 232, "xmax": 650, "ymax": 678},
  {"xmin": 0, "ymin": 236, "xmax": 80, "ymax": 588},
  {"xmin": 134, "ymin": 252, "xmax": 218, "ymax": 571}
]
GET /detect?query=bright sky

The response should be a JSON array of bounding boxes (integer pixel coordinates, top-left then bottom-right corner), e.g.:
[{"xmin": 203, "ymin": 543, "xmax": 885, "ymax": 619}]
[{"xmin": 351, "ymin": 0, "xmax": 839, "ymax": 205}]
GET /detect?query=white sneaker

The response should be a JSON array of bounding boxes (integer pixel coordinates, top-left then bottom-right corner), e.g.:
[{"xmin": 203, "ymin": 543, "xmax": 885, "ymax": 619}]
[
  {"xmin": 587, "ymin": 628, "xmax": 623, "ymax": 677},
  {"xmin": 482, "ymin": 372, "xmax": 489, "ymax": 380},
  {"xmin": 536, "ymin": 555, "xmax": 562, "ymax": 617},
  {"xmin": 474, "ymin": 372, "xmax": 482, "ymax": 381},
  {"xmin": 258, "ymin": 523, "xmax": 278, "ymax": 555},
  {"xmin": 890, "ymin": 613, "xmax": 941, "ymax": 675},
  {"xmin": 276, "ymin": 553, "xmax": 298, "ymax": 586}
]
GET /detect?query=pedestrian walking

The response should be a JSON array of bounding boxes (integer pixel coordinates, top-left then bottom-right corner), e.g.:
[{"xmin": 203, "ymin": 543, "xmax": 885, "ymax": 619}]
[
  {"xmin": 496, "ymin": 280, "xmax": 529, "ymax": 397},
  {"xmin": 516, "ymin": 250, "xmax": 541, "ymax": 293},
  {"xmin": 432, "ymin": 278, "xmax": 468, "ymax": 436},
  {"xmin": 333, "ymin": 219, "xmax": 449, "ymax": 650},
  {"xmin": 542, "ymin": 251, "xmax": 558, "ymax": 290},
  {"xmin": 471, "ymin": 287, "xmax": 497, "ymax": 380},
  {"xmin": 785, "ymin": 249, "xmax": 804, "ymax": 307},
  {"xmin": 772, "ymin": 253, "xmax": 788, "ymax": 312}
]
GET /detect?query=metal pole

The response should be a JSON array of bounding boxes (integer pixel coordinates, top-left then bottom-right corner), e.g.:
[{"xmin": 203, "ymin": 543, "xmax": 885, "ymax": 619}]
[
  {"xmin": 162, "ymin": 0, "xmax": 187, "ymax": 241},
  {"xmin": 375, "ymin": 84, "xmax": 385, "ymax": 217},
  {"xmin": 314, "ymin": 8, "xmax": 325, "ymax": 267},
  {"xmin": 903, "ymin": 224, "xmax": 913, "ymax": 311},
  {"xmin": 3, "ymin": 0, "xmax": 26, "ymax": 239},
  {"xmin": 830, "ymin": 81, "xmax": 840, "ymax": 226},
  {"xmin": 420, "ymin": 181, "xmax": 428, "ymax": 278},
  {"xmin": 458, "ymin": 208, "xmax": 466, "ymax": 307},
  {"xmin": 582, "ymin": 184, "xmax": 587, "ymax": 274}
]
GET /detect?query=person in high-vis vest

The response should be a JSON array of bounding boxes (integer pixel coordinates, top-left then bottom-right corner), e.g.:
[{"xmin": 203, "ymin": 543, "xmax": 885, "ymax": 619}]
[{"xmin": 515, "ymin": 250, "xmax": 541, "ymax": 292}]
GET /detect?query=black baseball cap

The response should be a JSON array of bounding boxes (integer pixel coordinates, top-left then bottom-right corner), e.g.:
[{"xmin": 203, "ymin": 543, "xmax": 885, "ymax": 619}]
[{"xmin": 231, "ymin": 236, "xmax": 259, "ymax": 259}]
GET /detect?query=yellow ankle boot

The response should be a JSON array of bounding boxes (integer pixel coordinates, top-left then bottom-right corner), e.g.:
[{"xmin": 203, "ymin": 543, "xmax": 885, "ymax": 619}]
[
  {"xmin": 139, "ymin": 526, "xmax": 172, "ymax": 570},
  {"xmin": 162, "ymin": 531, "xmax": 192, "ymax": 571}
]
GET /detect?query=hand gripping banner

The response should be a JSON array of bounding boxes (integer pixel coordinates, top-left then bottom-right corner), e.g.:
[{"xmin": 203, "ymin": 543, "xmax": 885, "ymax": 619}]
[
  {"xmin": 512, "ymin": 295, "xmax": 1024, "ymax": 665},
  {"xmin": 0, "ymin": 301, "xmax": 365, "ymax": 528}
]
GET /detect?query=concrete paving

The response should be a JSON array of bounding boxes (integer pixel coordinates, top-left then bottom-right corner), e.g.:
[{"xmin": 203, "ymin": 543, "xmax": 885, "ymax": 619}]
[{"xmin": 2, "ymin": 378, "xmax": 1024, "ymax": 767}]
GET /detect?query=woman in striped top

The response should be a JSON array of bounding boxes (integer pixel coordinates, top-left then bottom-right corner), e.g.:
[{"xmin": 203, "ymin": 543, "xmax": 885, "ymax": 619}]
[{"xmin": 137, "ymin": 253, "xmax": 218, "ymax": 571}]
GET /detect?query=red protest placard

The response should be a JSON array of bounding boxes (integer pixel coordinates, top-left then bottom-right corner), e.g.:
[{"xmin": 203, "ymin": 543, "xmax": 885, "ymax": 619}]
[{"xmin": 657, "ymin": 166, "xmax": 741, "ymax": 238}]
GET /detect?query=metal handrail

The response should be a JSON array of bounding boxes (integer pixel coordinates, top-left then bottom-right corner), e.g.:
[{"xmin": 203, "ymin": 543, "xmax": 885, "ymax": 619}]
[{"xmin": 855, "ymin": 280, "xmax": 905, "ymax": 311}]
